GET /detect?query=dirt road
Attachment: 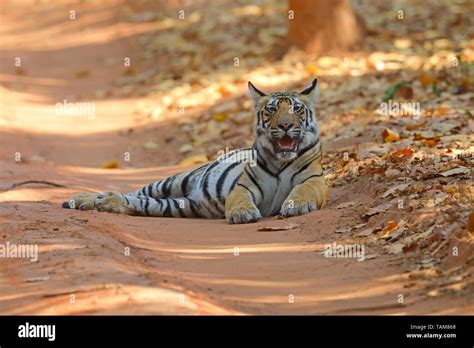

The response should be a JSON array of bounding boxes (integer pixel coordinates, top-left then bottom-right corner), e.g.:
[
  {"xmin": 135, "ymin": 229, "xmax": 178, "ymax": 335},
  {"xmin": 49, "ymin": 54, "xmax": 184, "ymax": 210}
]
[{"xmin": 0, "ymin": 0, "xmax": 472, "ymax": 314}]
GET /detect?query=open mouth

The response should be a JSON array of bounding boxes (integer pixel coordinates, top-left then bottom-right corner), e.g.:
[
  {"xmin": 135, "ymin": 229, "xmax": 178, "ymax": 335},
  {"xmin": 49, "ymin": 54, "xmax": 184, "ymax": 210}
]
[{"xmin": 276, "ymin": 135, "xmax": 298, "ymax": 152}]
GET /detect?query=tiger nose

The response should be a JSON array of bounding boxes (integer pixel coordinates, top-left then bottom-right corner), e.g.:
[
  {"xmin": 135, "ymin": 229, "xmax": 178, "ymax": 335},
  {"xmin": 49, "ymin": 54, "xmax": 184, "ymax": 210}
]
[{"xmin": 278, "ymin": 123, "xmax": 293, "ymax": 131}]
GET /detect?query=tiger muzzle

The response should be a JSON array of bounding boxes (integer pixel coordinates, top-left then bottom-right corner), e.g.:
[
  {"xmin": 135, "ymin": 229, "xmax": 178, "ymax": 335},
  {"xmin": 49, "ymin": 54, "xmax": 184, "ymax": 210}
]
[{"xmin": 276, "ymin": 134, "xmax": 298, "ymax": 152}]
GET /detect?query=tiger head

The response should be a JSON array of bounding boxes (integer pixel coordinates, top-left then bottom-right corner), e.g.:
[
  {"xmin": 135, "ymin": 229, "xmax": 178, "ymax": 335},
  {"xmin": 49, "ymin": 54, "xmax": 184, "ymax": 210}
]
[{"xmin": 248, "ymin": 79, "xmax": 320, "ymax": 162}]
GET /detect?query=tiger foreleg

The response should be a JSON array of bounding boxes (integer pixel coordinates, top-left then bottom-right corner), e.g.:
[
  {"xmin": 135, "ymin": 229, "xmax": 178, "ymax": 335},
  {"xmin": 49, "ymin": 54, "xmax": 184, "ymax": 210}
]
[
  {"xmin": 62, "ymin": 192, "xmax": 98, "ymax": 211},
  {"xmin": 94, "ymin": 191, "xmax": 136, "ymax": 215},
  {"xmin": 63, "ymin": 191, "xmax": 135, "ymax": 215},
  {"xmin": 280, "ymin": 175, "xmax": 328, "ymax": 217},
  {"xmin": 225, "ymin": 183, "xmax": 262, "ymax": 224},
  {"xmin": 64, "ymin": 190, "xmax": 200, "ymax": 217},
  {"xmin": 96, "ymin": 192, "xmax": 201, "ymax": 217}
]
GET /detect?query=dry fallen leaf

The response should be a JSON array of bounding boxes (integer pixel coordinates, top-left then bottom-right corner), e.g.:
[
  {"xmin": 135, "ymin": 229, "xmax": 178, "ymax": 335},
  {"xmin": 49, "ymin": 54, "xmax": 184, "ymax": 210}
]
[
  {"xmin": 388, "ymin": 242, "xmax": 405, "ymax": 254},
  {"xmin": 335, "ymin": 227, "xmax": 352, "ymax": 233},
  {"xmin": 396, "ymin": 85, "xmax": 414, "ymax": 99},
  {"xmin": 382, "ymin": 128, "xmax": 401, "ymax": 143},
  {"xmin": 352, "ymin": 223, "xmax": 367, "ymax": 229},
  {"xmin": 422, "ymin": 138, "xmax": 440, "ymax": 147},
  {"xmin": 364, "ymin": 254, "xmax": 378, "ymax": 260},
  {"xmin": 306, "ymin": 65, "xmax": 318, "ymax": 74},
  {"xmin": 390, "ymin": 148, "xmax": 414, "ymax": 161},
  {"xmin": 468, "ymin": 212, "xmax": 474, "ymax": 232},
  {"xmin": 442, "ymin": 185, "xmax": 459, "ymax": 194},
  {"xmin": 143, "ymin": 141, "xmax": 158, "ymax": 150},
  {"xmin": 405, "ymin": 121, "xmax": 427, "ymax": 131},
  {"xmin": 356, "ymin": 228, "xmax": 375, "ymax": 237},
  {"xmin": 179, "ymin": 144, "xmax": 193, "ymax": 154},
  {"xmin": 422, "ymin": 191, "xmax": 448, "ymax": 208},
  {"xmin": 382, "ymin": 183, "xmax": 410, "ymax": 198},
  {"xmin": 213, "ymin": 112, "xmax": 228, "ymax": 122},
  {"xmin": 381, "ymin": 220, "xmax": 399, "ymax": 236},
  {"xmin": 434, "ymin": 105, "xmax": 449, "ymax": 116},
  {"xmin": 418, "ymin": 75, "xmax": 437, "ymax": 87},
  {"xmin": 336, "ymin": 201, "xmax": 356, "ymax": 209},
  {"xmin": 380, "ymin": 220, "xmax": 407, "ymax": 240},
  {"xmin": 101, "ymin": 160, "xmax": 119, "ymax": 169},
  {"xmin": 385, "ymin": 169, "xmax": 401, "ymax": 179},
  {"xmin": 335, "ymin": 222, "xmax": 367, "ymax": 234},
  {"xmin": 439, "ymin": 167, "xmax": 470, "ymax": 177},
  {"xmin": 258, "ymin": 223, "xmax": 299, "ymax": 232},
  {"xmin": 15, "ymin": 67, "xmax": 26, "ymax": 75},
  {"xmin": 74, "ymin": 69, "xmax": 90, "ymax": 78},
  {"xmin": 218, "ymin": 85, "xmax": 233, "ymax": 97},
  {"xmin": 25, "ymin": 276, "xmax": 50, "ymax": 282},
  {"xmin": 363, "ymin": 202, "xmax": 392, "ymax": 218},
  {"xmin": 123, "ymin": 67, "xmax": 137, "ymax": 75},
  {"xmin": 414, "ymin": 225, "xmax": 436, "ymax": 241}
]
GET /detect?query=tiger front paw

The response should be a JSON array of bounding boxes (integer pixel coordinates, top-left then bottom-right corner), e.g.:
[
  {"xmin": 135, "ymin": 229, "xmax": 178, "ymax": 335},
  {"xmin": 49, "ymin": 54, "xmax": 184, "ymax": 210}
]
[
  {"xmin": 280, "ymin": 198, "xmax": 317, "ymax": 218},
  {"xmin": 225, "ymin": 205, "xmax": 261, "ymax": 224},
  {"xmin": 94, "ymin": 192, "xmax": 133, "ymax": 215},
  {"xmin": 62, "ymin": 192, "xmax": 98, "ymax": 210}
]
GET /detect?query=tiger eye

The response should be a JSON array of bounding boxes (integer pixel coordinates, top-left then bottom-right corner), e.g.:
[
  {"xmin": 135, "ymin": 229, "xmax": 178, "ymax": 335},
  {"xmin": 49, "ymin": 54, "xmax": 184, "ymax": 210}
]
[
  {"xmin": 293, "ymin": 103, "xmax": 304, "ymax": 113},
  {"xmin": 264, "ymin": 105, "xmax": 277, "ymax": 114}
]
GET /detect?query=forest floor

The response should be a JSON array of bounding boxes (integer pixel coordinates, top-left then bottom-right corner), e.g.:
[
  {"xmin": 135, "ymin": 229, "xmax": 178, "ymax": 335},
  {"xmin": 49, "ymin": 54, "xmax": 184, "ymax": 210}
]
[{"xmin": 0, "ymin": 0, "xmax": 472, "ymax": 314}]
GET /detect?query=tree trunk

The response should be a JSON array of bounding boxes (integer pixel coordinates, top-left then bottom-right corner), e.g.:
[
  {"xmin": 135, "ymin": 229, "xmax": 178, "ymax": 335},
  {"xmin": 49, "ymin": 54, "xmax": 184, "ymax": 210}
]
[{"xmin": 286, "ymin": 0, "xmax": 365, "ymax": 54}]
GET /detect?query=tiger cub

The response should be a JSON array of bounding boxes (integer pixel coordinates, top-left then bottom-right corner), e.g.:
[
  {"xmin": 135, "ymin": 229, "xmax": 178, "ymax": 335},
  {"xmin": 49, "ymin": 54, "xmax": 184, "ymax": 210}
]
[{"xmin": 63, "ymin": 79, "xmax": 328, "ymax": 224}]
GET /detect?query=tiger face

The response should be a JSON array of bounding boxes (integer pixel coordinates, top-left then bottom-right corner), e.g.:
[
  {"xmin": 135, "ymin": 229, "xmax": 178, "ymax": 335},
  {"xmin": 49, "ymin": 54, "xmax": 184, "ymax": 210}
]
[{"xmin": 248, "ymin": 79, "xmax": 320, "ymax": 162}]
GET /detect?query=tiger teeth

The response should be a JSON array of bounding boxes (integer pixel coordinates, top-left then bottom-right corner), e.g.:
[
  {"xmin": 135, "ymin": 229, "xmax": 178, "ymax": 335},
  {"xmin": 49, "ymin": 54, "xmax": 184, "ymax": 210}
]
[{"xmin": 277, "ymin": 137, "xmax": 296, "ymax": 151}]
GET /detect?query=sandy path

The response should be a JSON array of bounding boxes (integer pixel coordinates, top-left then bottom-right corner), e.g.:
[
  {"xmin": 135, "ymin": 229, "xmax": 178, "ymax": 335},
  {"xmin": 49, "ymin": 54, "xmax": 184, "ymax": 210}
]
[
  {"xmin": 1, "ymin": 161, "xmax": 470, "ymax": 314},
  {"xmin": 0, "ymin": 0, "xmax": 471, "ymax": 315}
]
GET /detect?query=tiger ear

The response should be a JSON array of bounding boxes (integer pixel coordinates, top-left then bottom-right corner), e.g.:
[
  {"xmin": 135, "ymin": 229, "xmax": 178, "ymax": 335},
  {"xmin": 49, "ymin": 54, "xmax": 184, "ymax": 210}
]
[
  {"xmin": 300, "ymin": 78, "xmax": 319, "ymax": 103},
  {"xmin": 248, "ymin": 81, "xmax": 266, "ymax": 105}
]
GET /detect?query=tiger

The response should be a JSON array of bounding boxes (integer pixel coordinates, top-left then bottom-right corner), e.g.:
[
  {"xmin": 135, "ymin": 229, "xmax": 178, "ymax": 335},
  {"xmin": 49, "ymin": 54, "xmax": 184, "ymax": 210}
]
[{"xmin": 62, "ymin": 79, "xmax": 328, "ymax": 224}]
